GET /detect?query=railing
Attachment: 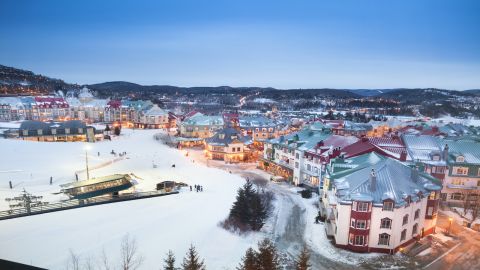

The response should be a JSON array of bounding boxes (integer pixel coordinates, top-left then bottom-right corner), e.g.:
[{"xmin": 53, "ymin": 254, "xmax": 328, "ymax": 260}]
[{"xmin": 0, "ymin": 189, "xmax": 179, "ymax": 221}]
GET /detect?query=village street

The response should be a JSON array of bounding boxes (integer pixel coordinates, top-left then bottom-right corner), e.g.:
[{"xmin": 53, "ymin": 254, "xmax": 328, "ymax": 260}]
[
  {"xmin": 423, "ymin": 212, "xmax": 480, "ymax": 270},
  {"xmin": 199, "ymin": 155, "xmax": 371, "ymax": 269}
]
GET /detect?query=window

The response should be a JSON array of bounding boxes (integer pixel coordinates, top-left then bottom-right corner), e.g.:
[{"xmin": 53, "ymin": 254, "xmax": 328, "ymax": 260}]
[
  {"xmin": 232, "ymin": 147, "xmax": 236, "ymax": 152},
  {"xmin": 237, "ymin": 147, "xmax": 240, "ymax": 152},
  {"xmin": 478, "ymin": 180, "xmax": 480, "ymax": 187},
  {"xmin": 37, "ymin": 129, "xmax": 43, "ymax": 135},
  {"xmin": 295, "ymin": 162, "xmax": 299, "ymax": 168},
  {"xmin": 350, "ymin": 219, "xmax": 356, "ymax": 228},
  {"xmin": 412, "ymin": 223, "xmax": 418, "ymax": 236},
  {"xmin": 22, "ymin": 130, "xmax": 28, "ymax": 136},
  {"xmin": 378, "ymin": 233, "xmax": 390, "ymax": 245},
  {"xmin": 401, "ymin": 229, "xmax": 407, "ymax": 241},
  {"xmin": 356, "ymin": 220, "xmax": 367, "ymax": 229},
  {"xmin": 383, "ymin": 201, "xmax": 394, "ymax": 211},
  {"xmin": 414, "ymin": 209, "xmax": 420, "ymax": 220},
  {"xmin": 454, "ymin": 167, "xmax": 468, "ymax": 175},
  {"xmin": 307, "ymin": 164, "xmax": 311, "ymax": 171},
  {"xmin": 78, "ymin": 128, "xmax": 83, "ymax": 133},
  {"xmin": 357, "ymin": 202, "xmax": 369, "ymax": 212},
  {"xmin": 65, "ymin": 128, "xmax": 70, "ymax": 134},
  {"xmin": 354, "ymin": 235, "xmax": 365, "ymax": 246},
  {"xmin": 427, "ymin": 207, "xmax": 433, "ymax": 216},
  {"xmin": 380, "ymin": 218, "xmax": 392, "ymax": 229},
  {"xmin": 51, "ymin": 128, "xmax": 56, "ymax": 135},
  {"xmin": 402, "ymin": 214, "xmax": 409, "ymax": 225},
  {"xmin": 295, "ymin": 153, "xmax": 299, "ymax": 159},
  {"xmin": 452, "ymin": 179, "xmax": 464, "ymax": 185},
  {"xmin": 450, "ymin": 193, "xmax": 463, "ymax": 200},
  {"xmin": 456, "ymin": 156, "xmax": 465, "ymax": 162}
]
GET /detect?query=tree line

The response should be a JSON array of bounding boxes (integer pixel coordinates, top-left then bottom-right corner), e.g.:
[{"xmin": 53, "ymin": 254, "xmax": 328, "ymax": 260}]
[{"xmin": 66, "ymin": 235, "xmax": 311, "ymax": 270}]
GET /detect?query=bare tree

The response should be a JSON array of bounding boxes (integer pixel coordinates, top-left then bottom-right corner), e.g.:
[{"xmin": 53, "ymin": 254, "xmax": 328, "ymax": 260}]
[
  {"xmin": 66, "ymin": 249, "xmax": 81, "ymax": 270},
  {"xmin": 83, "ymin": 255, "xmax": 95, "ymax": 270},
  {"xmin": 120, "ymin": 234, "xmax": 144, "ymax": 270},
  {"xmin": 100, "ymin": 248, "xmax": 112, "ymax": 270}
]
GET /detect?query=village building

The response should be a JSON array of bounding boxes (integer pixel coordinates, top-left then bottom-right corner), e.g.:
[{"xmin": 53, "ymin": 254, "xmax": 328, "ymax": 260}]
[
  {"xmin": 205, "ymin": 128, "xmax": 252, "ymax": 162},
  {"xmin": 134, "ymin": 104, "xmax": 170, "ymax": 129},
  {"xmin": 441, "ymin": 140, "xmax": 480, "ymax": 206},
  {"xmin": 402, "ymin": 134, "xmax": 448, "ymax": 182},
  {"xmin": 259, "ymin": 122, "xmax": 332, "ymax": 185},
  {"xmin": 238, "ymin": 116, "xmax": 284, "ymax": 142},
  {"xmin": 321, "ymin": 153, "xmax": 442, "ymax": 253},
  {"xmin": 341, "ymin": 136, "xmax": 408, "ymax": 161},
  {"xmin": 178, "ymin": 113, "xmax": 224, "ymax": 138},
  {"xmin": 17, "ymin": 120, "xmax": 102, "ymax": 142}
]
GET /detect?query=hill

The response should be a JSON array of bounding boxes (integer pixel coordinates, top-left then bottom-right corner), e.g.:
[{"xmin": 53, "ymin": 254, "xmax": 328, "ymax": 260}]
[{"xmin": 0, "ymin": 65, "xmax": 79, "ymax": 96}]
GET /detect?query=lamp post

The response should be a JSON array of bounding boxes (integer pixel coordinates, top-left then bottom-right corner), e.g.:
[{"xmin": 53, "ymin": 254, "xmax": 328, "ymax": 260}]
[
  {"xmin": 85, "ymin": 144, "xmax": 91, "ymax": 180},
  {"xmin": 448, "ymin": 217, "xmax": 453, "ymax": 235}
]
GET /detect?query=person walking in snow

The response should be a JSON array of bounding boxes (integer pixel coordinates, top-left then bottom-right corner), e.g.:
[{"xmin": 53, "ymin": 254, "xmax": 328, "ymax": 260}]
[{"xmin": 190, "ymin": 185, "xmax": 192, "ymax": 191}]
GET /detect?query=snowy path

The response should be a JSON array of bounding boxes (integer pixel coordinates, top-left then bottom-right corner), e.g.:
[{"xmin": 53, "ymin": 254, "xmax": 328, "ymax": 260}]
[{"xmin": 228, "ymin": 169, "xmax": 361, "ymax": 269}]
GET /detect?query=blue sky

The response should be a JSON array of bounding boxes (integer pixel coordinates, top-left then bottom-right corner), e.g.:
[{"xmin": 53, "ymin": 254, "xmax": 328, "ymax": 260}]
[{"xmin": 1, "ymin": 0, "xmax": 479, "ymax": 89}]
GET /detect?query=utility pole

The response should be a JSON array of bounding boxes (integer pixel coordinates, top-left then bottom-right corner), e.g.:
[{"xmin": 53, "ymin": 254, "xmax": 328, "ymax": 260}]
[{"xmin": 85, "ymin": 144, "xmax": 91, "ymax": 180}]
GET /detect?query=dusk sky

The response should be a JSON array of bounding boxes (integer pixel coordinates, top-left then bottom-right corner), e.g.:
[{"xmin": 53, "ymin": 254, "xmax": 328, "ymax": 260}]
[{"xmin": 1, "ymin": 0, "xmax": 479, "ymax": 89}]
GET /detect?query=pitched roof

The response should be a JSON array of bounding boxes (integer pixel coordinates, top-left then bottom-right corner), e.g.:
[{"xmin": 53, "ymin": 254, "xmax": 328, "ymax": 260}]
[
  {"xmin": 205, "ymin": 127, "xmax": 251, "ymax": 146},
  {"xmin": 334, "ymin": 157, "xmax": 442, "ymax": 207}
]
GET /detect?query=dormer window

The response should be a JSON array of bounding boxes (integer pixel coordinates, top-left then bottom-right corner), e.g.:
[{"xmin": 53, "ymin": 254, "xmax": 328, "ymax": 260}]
[
  {"xmin": 219, "ymin": 134, "xmax": 225, "ymax": 139},
  {"xmin": 432, "ymin": 154, "xmax": 440, "ymax": 161},
  {"xmin": 383, "ymin": 201, "xmax": 394, "ymax": 211},
  {"xmin": 456, "ymin": 155, "xmax": 465, "ymax": 162}
]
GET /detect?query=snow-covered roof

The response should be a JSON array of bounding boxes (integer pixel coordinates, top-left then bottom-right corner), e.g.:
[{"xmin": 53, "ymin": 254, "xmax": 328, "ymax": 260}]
[{"xmin": 334, "ymin": 157, "xmax": 442, "ymax": 207}]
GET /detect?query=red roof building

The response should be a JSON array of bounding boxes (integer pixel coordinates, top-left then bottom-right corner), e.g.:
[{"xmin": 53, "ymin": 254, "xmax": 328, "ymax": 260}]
[{"xmin": 342, "ymin": 136, "xmax": 407, "ymax": 161}]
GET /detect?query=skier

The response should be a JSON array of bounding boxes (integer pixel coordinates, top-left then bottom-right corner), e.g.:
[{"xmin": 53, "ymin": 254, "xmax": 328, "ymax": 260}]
[{"xmin": 190, "ymin": 185, "xmax": 192, "ymax": 191}]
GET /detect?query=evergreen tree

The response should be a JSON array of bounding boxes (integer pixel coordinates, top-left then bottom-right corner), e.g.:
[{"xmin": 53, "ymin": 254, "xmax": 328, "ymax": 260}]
[
  {"xmin": 230, "ymin": 180, "xmax": 255, "ymax": 226},
  {"xmin": 294, "ymin": 246, "xmax": 311, "ymax": 270},
  {"xmin": 181, "ymin": 245, "xmax": 206, "ymax": 270},
  {"xmin": 163, "ymin": 250, "xmax": 177, "ymax": 270},
  {"xmin": 256, "ymin": 239, "xmax": 280, "ymax": 270},
  {"xmin": 237, "ymin": 248, "xmax": 257, "ymax": 270},
  {"xmin": 249, "ymin": 192, "xmax": 267, "ymax": 231}
]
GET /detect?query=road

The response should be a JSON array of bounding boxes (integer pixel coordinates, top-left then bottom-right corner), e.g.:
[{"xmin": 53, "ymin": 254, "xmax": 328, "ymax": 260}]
[
  {"xmin": 425, "ymin": 212, "xmax": 480, "ymax": 270},
  {"xmin": 235, "ymin": 170, "xmax": 358, "ymax": 269}
]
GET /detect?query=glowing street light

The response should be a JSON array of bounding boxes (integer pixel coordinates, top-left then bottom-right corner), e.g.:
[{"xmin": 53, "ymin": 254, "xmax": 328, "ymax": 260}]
[{"xmin": 448, "ymin": 217, "xmax": 453, "ymax": 235}]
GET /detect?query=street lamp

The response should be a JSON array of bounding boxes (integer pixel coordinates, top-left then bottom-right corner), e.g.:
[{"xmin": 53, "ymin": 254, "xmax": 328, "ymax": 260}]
[
  {"xmin": 448, "ymin": 217, "xmax": 453, "ymax": 235},
  {"xmin": 84, "ymin": 144, "xmax": 91, "ymax": 180}
]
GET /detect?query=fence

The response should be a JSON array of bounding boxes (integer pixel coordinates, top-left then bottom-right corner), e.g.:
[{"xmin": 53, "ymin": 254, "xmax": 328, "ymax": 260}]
[{"xmin": 0, "ymin": 189, "xmax": 179, "ymax": 221}]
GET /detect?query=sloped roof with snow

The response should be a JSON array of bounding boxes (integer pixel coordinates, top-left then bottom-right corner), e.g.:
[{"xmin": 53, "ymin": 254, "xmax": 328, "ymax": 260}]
[
  {"xmin": 334, "ymin": 157, "xmax": 442, "ymax": 206},
  {"xmin": 205, "ymin": 127, "xmax": 251, "ymax": 146}
]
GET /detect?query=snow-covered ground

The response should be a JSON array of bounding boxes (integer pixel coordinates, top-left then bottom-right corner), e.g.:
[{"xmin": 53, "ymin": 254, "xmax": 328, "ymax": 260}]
[{"xmin": 0, "ymin": 129, "xmax": 264, "ymax": 269}]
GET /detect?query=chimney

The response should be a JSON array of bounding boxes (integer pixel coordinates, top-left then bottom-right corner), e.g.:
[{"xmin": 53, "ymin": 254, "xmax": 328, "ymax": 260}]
[
  {"xmin": 370, "ymin": 169, "xmax": 377, "ymax": 192},
  {"xmin": 411, "ymin": 166, "xmax": 419, "ymax": 183},
  {"xmin": 400, "ymin": 150, "xmax": 407, "ymax": 161},
  {"xmin": 317, "ymin": 140, "xmax": 324, "ymax": 147},
  {"xmin": 443, "ymin": 144, "xmax": 449, "ymax": 161}
]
